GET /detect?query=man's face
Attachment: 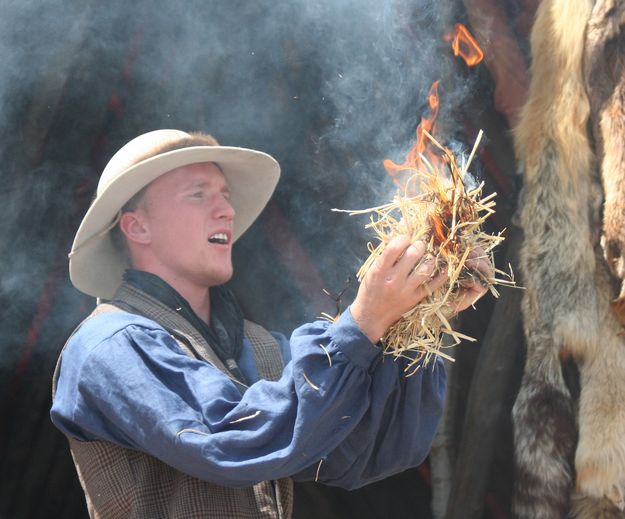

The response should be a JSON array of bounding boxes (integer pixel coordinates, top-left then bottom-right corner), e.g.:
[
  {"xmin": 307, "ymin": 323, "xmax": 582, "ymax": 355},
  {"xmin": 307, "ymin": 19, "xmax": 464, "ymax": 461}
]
[{"xmin": 135, "ymin": 161, "xmax": 235, "ymax": 289}]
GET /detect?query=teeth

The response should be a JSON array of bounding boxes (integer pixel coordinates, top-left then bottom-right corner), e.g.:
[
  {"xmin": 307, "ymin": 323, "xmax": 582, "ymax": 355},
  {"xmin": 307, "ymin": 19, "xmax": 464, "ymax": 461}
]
[{"xmin": 208, "ymin": 233, "xmax": 229, "ymax": 244}]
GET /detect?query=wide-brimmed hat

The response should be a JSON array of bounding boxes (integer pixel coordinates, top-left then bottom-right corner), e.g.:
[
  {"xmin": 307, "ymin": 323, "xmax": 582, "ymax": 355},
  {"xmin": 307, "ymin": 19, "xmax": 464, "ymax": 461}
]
[{"xmin": 69, "ymin": 129, "xmax": 280, "ymax": 300}]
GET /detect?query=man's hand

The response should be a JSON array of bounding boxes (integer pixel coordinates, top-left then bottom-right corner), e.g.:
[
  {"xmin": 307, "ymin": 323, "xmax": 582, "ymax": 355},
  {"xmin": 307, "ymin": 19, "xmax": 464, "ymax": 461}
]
[
  {"xmin": 350, "ymin": 238, "xmax": 495, "ymax": 343},
  {"xmin": 452, "ymin": 247, "xmax": 493, "ymax": 313},
  {"xmin": 350, "ymin": 236, "xmax": 447, "ymax": 343}
]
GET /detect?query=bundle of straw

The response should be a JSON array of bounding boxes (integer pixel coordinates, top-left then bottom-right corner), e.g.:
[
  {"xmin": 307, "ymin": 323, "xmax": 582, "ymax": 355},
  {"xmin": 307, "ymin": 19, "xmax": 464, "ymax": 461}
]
[{"xmin": 335, "ymin": 130, "xmax": 514, "ymax": 373}]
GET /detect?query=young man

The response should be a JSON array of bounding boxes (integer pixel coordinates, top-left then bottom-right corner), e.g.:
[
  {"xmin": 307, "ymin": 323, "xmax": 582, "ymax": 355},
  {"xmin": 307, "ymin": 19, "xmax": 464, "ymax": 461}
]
[{"xmin": 51, "ymin": 129, "xmax": 491, "ymax": 518}]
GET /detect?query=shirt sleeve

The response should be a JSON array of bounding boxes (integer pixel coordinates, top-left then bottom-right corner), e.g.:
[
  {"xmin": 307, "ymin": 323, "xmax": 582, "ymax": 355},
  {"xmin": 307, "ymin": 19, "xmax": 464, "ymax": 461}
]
[
  {"xmin": 52, "ymin": 310, "xmax": 375, "ymax": 487},
  {"xmin": 292, "ymin": 312, "xmax": 446, "ymax": 489},
  {"xmin": 51, "ymin": 308, "xmax": 445, "ymax": 489}
]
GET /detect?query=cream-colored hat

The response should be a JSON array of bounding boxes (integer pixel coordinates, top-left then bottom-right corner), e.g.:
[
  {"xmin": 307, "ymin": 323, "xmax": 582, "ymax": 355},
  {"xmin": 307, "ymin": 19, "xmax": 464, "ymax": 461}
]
[{"xmin": 69, "ymin": 129, "xmax": 280, "ymax": 299}]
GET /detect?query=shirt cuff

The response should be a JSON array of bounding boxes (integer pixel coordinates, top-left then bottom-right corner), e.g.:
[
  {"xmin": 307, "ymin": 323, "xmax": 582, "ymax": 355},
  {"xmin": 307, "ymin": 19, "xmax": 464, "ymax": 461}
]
[{"xmin": 327, "ymin": 307, "xmax": 381, "ymax": 370}]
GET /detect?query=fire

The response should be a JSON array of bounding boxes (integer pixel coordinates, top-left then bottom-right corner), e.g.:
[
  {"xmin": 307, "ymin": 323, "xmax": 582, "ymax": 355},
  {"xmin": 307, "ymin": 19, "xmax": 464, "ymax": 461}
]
[
  {"xmin": 383, "ymin": 80, "xmax": 441, "ymax": 193},
  {"xmin": 449, "ymin": 23, "xmax": 484, "ymax": 67},
  {"xmin": 382, "ymin": 23, "xmax": 482, "ymax": 194}
]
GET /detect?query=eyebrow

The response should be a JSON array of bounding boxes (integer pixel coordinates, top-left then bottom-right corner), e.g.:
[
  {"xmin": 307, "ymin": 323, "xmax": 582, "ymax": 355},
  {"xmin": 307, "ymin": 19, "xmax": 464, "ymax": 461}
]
[{"xmin": 184, "ymin": 181, "xmax": 230, "ymax": 193}]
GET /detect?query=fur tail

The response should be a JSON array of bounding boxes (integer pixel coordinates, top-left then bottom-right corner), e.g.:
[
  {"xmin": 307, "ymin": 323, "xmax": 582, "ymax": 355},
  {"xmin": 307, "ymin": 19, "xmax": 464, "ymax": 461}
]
[{"xmin": 512, "ymin": 350, "xmax": 577, "ymax": 518}]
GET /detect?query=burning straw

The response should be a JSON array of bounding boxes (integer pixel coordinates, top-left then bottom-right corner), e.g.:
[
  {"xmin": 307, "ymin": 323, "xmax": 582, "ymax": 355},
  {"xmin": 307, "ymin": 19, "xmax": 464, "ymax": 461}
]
[{"xmin": 334, "ymin": 130, "xmax": 514, "ymax": 373}]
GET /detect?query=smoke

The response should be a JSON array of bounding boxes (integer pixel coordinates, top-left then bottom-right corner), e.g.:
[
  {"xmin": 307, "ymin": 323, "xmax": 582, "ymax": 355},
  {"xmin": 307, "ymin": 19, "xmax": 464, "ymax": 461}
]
[
  {"xmin": 0, "ymin": 0, "xmax": 478, "ymax": 337},
  {"xmin": 0, "ymin": 4, "xmax": 495, "ymax": 515}
]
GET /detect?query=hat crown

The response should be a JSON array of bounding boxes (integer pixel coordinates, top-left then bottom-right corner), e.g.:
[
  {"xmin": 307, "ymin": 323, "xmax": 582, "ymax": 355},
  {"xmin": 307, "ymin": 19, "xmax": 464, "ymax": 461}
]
[{"xmin": 98, "ymin": 129, "xmax": 191, "ymax": 195}]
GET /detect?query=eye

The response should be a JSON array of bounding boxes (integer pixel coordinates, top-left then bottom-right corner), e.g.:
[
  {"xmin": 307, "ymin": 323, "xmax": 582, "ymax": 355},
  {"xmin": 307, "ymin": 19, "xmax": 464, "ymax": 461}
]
[{"xmin": 190, "ymin": 191, "xmax": 204, "ymax": 199}]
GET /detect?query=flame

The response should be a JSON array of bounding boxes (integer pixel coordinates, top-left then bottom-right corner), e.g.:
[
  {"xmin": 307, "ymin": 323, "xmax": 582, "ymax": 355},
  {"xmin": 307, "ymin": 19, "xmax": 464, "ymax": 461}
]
[
  {"xmin": 430, "ymin": 210, "xmax": 448, "ymax": 244},
  {"xmin": 449, "ymin": 23, "xmax": 483, "ymax": 67},
  {"xmin": 384, "ymin": 80, "xmax": 441, "ymax": 193}
]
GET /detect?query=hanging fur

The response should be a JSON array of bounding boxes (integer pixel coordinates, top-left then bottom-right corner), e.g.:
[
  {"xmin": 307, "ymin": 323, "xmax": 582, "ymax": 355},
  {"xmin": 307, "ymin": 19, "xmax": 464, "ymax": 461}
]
[
  {"xmin": 512, "ymin": 0, "xmax": 625, "ymax": 516},
  {"xmin": 585, "ymin": 0, "xmax": 625, "ymax": 319},
  {"xmin": 577, "ymin": 0, "xmax": 625, "ymax": 515}
]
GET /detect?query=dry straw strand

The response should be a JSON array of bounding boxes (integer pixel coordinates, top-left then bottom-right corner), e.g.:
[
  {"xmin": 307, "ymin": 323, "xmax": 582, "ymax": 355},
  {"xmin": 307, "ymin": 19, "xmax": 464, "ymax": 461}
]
[{"xmin": 334, "ymin": 130, "xmax": 513, "ymax": 369}]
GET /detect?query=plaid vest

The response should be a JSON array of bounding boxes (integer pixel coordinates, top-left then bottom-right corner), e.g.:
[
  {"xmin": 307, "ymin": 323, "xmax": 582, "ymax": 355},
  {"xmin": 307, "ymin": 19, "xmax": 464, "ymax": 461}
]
[{"xmin": 53, "ymin": 282, "xmax": 293, "ymax": 519}]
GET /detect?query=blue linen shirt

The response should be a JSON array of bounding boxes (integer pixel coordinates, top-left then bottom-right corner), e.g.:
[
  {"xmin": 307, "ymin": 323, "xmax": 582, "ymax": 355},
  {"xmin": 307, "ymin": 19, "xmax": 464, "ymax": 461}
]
[{"xmin": 51, "ymin": 307, "xmax": 446, "ymax": 490}]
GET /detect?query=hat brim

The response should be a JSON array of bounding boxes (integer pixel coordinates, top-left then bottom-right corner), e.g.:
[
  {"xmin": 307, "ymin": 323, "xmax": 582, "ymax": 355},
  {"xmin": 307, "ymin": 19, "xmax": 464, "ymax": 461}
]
[{"xmin": 69, "ymin": 146, "xmax": 280, "ymax": 299}]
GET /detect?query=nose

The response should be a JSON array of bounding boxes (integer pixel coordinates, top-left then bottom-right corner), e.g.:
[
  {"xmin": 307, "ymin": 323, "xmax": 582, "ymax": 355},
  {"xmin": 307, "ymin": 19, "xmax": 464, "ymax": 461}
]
[{"xmin": 214, "ymin": 195, "xmax": 235, "ymax": 221}]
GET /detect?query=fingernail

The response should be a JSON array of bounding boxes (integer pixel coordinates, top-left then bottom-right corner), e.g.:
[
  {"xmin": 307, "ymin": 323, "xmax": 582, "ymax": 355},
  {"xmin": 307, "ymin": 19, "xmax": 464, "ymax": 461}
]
[
  {"xmin": 420, "ymin": 254, "xmax": 435, "ymax": 266},
  {"xmin": 415, "ymin": 255, "xmax": 435, "ymax": 274}
]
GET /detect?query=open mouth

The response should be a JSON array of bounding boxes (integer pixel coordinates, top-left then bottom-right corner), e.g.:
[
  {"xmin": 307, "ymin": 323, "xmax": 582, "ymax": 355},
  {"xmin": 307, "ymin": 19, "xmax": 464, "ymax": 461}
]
[{"xmin": 208, "ymin": 233, "xmax": 230, "ymax": 245}]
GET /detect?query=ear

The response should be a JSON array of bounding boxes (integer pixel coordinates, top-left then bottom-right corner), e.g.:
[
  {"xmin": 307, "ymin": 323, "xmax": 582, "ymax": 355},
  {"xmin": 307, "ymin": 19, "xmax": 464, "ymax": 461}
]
[{"xmin": 119, "ymin": 211, "xmax": 151, "ymax": 245}]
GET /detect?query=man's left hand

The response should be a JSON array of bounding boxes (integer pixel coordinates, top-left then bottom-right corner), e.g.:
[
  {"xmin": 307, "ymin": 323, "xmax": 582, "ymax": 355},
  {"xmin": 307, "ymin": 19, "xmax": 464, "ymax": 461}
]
[{"xmin": 452, "ymin": 247, "xmax": 494, "ymax": 313}]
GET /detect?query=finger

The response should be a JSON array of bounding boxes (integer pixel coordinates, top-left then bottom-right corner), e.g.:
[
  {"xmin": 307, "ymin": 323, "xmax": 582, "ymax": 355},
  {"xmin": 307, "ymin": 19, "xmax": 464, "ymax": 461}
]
[
  {"xmin": 466, "ymin": 254, "xmax": 490, "ymax": 271},
  {"xmin": 465, "ymin": 260, "xmax": 493, "ymax": 285},
  {"xmin": 466, "ymin": 249, "xmax": 493, "ymax": 279},
  {"xmin": 376, "ymin": 235, "xmax": 412, "ymax": 271},
  {"xmin": 428, "ymin": 270, "xmax": 448, "ymax": 292},
  {"xmin": 453, "ymin": 284, "xmax": 488, "ymax": 313},
  {"xmin": 389, "ymin": 240, "xmax": 428, "ymax": 279},
  {"xmin": 468, "ymin": 247, "xmax": 487, "ymax": 259},
  {"xmin": 399, "ymin": 240, "xmax": 427, "ymax": 267},
  {"xmin": 415, "ymin": 270, "xmax": 447, "ymax": 300},
  {"xmin": 408, "ymin": 252, "xmax": 436, "ymax": 282}
]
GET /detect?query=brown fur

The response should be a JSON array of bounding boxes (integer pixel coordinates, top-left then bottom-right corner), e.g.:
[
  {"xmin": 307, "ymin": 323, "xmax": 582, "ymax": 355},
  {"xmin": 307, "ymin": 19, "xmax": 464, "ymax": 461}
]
[
  {"xmin": 574, "ymin": 256, "xmax": 625, "ymax": 514},
  {"xmin": 572, "ymin": 492, "xmax": 625, "ymax": 519},
  {"xmin": 513, "ymin": 0, "xmax": 625, "ymax": 516},
  {"xmin": 584, "ymin": 0, "xmax": 625, "ymax": 321}
]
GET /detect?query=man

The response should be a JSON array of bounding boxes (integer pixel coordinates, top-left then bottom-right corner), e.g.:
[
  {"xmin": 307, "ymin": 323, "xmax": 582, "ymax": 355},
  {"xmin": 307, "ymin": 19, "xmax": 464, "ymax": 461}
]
[{"xmin": 51, "ymin": 129, "xmax": 491, "ymax": 518}]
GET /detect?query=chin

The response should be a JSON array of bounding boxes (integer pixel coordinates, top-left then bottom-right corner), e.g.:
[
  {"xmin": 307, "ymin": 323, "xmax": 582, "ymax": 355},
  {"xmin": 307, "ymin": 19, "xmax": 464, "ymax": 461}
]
[
  {"xmin": 210, "ymin": 269, "xmax": 234, "ymax": 286},
  {"xmin": 220, "ymin": 272, "xmax": 234, "ymax": 285}
]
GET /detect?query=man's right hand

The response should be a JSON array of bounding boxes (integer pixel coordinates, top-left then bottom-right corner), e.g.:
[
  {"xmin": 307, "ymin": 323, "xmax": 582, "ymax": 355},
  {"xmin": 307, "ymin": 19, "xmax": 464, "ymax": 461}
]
[{"xmin": 350, "ymin": 235, "xmax": 448, "ymax": 343}]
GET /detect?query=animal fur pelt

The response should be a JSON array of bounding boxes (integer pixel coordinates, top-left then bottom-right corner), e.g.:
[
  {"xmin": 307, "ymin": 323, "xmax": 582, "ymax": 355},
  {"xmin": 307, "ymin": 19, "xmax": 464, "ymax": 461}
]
[
  {"xmin": 585, "ymin": 0, "xmax": 625, "ymax": 317},
  {"xmin": 512, "ymin": 0, "xmax": 625, "ymax": 517}
]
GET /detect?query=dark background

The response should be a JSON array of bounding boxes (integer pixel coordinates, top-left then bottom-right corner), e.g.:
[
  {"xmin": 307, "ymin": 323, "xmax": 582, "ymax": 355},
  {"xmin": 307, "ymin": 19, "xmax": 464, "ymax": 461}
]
[{"xmin": 0, "ymin": 0, "xmax": 533, "ymax": 517}]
